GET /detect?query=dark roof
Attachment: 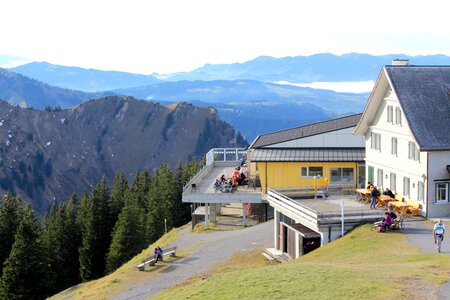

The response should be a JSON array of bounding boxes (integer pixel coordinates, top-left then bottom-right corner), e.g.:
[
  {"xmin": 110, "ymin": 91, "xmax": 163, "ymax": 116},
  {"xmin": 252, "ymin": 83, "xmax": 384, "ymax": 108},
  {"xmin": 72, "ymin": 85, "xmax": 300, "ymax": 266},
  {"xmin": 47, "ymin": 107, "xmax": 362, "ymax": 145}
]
[
  {"xmin": 250, "ymin": 114, "xmax": 362, "ymax": 149},
  {"xmin": 385, "ymin": 66, "xmax": 450, "ymax": 150},
  {"xmin": 251, "ymin": 148, "xmax": 365, "ymax": 162}
]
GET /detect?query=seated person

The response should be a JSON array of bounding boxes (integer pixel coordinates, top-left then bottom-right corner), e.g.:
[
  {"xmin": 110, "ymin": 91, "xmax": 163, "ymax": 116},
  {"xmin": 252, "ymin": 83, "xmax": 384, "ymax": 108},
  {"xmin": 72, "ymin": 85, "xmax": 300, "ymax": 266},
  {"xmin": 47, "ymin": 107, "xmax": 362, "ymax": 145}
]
[
  {"xmin": 366, "ymin": 182, "xmax": 373, "ymax": 189},
  {"xmin": 381, "ymin": 211, "xmax": 393, "ymax": 231},
  {"xmin": 232, "ymin": 168, "xmax": 240, "ymax": 185},
  {"xmin": 213, "ymin": 179, "xmax": 221, "ymax": 190},
  {"xmin": 383, "ymin": 188, "xmax": 395, "ymax": 198},
  {"xmin": 154, "ymin": 246, "xmax": 163, "ymax": 262},
  {"xmin": 220, "ymin": 174, "xmax": 226, "ymax": 183}
]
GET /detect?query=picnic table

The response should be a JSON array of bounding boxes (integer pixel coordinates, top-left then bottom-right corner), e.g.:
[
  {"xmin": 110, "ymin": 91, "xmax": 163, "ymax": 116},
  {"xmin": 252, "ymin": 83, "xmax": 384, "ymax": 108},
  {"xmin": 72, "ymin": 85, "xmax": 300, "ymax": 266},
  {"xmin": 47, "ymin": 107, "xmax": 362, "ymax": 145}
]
[
  {"xmin": 376, "ymin": 195, "xmax": 395, "ymax": 208},
  {"xmin": 356, "ymin": 188, "xmax": 371, "ymax": 203},
  {"xmin": 389, "ymin": 201, "xmax": 411, "ymax": 215}
]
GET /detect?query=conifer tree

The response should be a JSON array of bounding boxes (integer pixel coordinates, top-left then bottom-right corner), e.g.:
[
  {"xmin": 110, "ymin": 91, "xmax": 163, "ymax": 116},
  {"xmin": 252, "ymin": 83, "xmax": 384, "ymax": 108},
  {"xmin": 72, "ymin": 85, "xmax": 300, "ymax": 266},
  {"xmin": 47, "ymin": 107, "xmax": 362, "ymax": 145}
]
[
  {"xmin": 0, "ymin": 204, "xmax": 51, "ymax": 300},
  {"xmin": 79, "ymin": 178, "xmax": 110, "ymax": 281},
  {"xmin": 147, "ymin": 164, "xmax": 174, "ymax": 242},
  {"xmin": 106, "ymin": 190, "xmax": 143, "ymax": 273},
  {"xmin": 44, "ymin": 195, "xmax": 81, "ymax": 293},
  {"xmin": 108, "ymin": 171, "xmax": 128, "ymax": 231},
  {"xmin": 62, "ymin": 195, "xmax": 81, "ymax": 286},
  {"xmin": 0, "ymin": 193, "xmax": 22, "ymax": 276}
]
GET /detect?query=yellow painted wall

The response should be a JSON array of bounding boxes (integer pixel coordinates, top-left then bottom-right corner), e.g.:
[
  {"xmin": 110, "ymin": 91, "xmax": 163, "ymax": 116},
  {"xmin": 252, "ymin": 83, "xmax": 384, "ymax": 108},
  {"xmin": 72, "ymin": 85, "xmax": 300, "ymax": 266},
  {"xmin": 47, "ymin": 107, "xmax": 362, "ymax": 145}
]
[{"xmin": 257, "ymin": 161, "xmax": 357, "ymax": 193}]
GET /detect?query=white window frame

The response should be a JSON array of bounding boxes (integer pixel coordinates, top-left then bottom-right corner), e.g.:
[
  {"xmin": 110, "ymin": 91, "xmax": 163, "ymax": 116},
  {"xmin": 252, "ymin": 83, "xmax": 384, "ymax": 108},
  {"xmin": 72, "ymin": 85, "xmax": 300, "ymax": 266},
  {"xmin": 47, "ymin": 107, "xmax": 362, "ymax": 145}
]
[
  {"xmin": 403, "ymin": 177, "xmax": 410, "ymax": 198},
  {"xmin": 377, "ymin": 169, "xmax": 384, "ymax": 188},
  {"xmin": 391, "ymin": 137, "xmax": 397, "ymax": 156},
  {"xmin": 435, "ymin": 182, "xmax": 449, "ymax": 204},
  {"xmin": 408, "ymin": 141, "xmax": 420, "ymax": 161},
  {"xmin": 395, "ymin": 107, "xmax": 402, "ymax": 125},
  {"xmin": 390, "ymin": 173, "xmax": 396, "ymax": 194},
  {"xmin": 418, "ymin": 181, "xmax": 425, "ymax": 203},
  {"xmin": 371, "ymin": 132, "xmax": 381, "ymax": 151},
  {"xmin": 387, "ymin": 105, "xmax": 393, "ymax": 123},
  {"xmin": 301, "ymin": 166, "xmax": 323, "ymax": 178}
]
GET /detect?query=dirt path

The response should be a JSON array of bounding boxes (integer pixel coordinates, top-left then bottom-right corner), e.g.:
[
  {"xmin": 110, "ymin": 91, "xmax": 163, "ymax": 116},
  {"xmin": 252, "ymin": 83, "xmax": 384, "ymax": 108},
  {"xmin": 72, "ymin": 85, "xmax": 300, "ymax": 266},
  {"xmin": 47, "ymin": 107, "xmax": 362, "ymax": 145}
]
[{"xmin": 112, "ymin": 220, "xmax": 273, "ymax": 300}]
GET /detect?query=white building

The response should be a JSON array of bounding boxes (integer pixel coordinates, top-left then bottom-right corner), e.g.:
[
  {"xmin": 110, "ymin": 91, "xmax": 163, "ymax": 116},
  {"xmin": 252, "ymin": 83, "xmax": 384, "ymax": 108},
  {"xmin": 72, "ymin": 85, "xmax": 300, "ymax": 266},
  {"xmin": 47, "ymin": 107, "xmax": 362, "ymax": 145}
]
[{"xmin": 354, "ymin": 61, "xmax": 450, "ymax": 217}]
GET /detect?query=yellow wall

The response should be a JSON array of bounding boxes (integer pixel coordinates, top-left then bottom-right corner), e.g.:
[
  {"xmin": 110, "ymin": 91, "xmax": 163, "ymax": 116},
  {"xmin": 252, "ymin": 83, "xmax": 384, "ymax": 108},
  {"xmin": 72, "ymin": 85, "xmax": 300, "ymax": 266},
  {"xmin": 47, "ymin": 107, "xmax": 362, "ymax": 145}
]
[{"xmin": 257, "ymin": 161, "xmax": 357, "ymax": 193}]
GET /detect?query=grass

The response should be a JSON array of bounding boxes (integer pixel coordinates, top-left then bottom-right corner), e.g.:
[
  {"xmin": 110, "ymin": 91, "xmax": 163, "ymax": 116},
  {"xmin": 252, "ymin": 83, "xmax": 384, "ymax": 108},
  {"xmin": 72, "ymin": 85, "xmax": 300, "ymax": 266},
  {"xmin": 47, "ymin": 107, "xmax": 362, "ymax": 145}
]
[
  {"xmin": 152, "ymin": 224, "xmax": 450, "ymax": 300},
  {"xmin": 48, "ymin": 224, "xmax": 188, "ymax": 300}
]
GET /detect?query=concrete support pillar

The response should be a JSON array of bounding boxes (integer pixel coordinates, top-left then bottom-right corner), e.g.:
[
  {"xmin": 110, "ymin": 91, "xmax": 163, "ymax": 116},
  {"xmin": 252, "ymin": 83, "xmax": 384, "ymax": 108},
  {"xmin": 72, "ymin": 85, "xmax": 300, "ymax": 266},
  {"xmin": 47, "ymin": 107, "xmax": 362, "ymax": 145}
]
[
  {"xmin": 274, "ymin": 209, "xmax": 280, "ymax": 250},
  {"xmin": 204, "ymin": 203, "xmax": 209, "ymax": 229},
  {"xmin": 295, "ymin": 232, "xmax": 300, "ymax": 259},
  {"xmin": 210, "ymin": 203, "xmax": 217, "ymax": 223},
  {"xmin": 242, "ymin": 203, "xmax": 247, "ymax": 226}
]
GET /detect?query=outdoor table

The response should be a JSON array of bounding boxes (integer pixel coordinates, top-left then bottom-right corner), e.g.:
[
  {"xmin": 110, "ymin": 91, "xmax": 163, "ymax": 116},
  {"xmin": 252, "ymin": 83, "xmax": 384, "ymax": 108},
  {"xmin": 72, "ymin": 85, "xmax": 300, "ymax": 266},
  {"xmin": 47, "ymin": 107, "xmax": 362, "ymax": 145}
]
[
  {"xmin": 376, "ymin": 195, "xmax": 395, "ymax": 208},
  {"xmin": 356, "ymin": 188, "xmax": 371, "ymax": 203},
  {"xmin": 389, "ymin": 201, "xmax": 411, "ymax": 215}
]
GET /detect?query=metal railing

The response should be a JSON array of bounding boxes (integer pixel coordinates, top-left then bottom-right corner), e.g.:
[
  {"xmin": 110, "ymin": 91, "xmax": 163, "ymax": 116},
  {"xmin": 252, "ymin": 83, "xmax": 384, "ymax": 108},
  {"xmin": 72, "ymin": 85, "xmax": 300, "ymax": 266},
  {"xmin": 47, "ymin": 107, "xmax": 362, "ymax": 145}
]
[{"xmin": 206, "ymin": 148, "xmax": 247, "ymax": 166}]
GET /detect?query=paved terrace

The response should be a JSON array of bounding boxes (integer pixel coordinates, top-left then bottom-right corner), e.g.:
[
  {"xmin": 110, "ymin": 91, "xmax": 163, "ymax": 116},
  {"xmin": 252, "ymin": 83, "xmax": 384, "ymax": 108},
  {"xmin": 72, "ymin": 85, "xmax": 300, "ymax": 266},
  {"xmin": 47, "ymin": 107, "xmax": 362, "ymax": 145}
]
[
  {"xmin": 182, "ymin": 148, "xmax": 264, "ymax": 204},
  {"xmin": 269, "ymin": 189, "xmax": 386, "ymax": 234}
]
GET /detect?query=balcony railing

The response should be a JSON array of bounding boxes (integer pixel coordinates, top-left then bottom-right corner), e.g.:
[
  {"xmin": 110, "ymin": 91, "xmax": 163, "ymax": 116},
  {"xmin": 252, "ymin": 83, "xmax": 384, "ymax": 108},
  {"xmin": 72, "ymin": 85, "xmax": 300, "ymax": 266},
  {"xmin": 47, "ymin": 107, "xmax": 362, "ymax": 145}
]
[{"xmin": 206, "ymin": 148, "xmax": 247, "ymax": 166}]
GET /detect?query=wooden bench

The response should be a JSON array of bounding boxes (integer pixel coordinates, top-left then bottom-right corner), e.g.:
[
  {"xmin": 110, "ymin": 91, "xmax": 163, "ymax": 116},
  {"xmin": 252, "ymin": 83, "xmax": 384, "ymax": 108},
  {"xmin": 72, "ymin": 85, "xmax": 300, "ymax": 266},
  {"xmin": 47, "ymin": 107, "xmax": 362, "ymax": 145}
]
[
  {"xmin": 406, "ymin": 199, "xmax": 420, "ymax": 216},
  {"xmin": 136, "ymin": 246, "xmax": 177, "ymax": 271}
]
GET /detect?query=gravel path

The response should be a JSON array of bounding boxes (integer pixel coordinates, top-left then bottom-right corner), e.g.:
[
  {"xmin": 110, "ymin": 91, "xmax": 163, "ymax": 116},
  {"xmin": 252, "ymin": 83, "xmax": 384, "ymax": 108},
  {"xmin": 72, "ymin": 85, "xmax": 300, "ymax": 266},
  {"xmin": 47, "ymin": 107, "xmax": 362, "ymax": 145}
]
[
  {"xmin": 402, "ymin": 218, "xmax": 450, "ymax": 300},
  {"xmin": 112, "ymin": 220, "xmax": 273, "ymax": 300}
]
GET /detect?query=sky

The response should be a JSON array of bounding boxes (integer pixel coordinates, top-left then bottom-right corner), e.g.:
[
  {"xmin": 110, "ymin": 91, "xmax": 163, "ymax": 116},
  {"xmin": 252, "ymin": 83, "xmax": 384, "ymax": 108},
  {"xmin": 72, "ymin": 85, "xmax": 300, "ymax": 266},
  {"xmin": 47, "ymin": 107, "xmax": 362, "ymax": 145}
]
[{"xmin": 1, "ymin": 0, "xmax": 449, "ymax": 74}]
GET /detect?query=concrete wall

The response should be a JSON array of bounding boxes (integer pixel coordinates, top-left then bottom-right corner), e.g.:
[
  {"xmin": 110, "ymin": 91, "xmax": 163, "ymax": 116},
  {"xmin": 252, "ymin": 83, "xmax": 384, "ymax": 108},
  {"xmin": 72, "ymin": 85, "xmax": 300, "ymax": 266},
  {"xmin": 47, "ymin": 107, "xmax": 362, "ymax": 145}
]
[{"xmin": 427, "ymin": 151, "xmax": 450, "ymax": 217}]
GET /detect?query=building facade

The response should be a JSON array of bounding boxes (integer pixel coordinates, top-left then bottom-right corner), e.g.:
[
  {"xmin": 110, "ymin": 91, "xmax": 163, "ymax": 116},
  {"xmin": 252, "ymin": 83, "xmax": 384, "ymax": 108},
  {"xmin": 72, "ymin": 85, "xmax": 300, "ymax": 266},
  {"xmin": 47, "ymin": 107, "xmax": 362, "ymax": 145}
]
[{"xmin": 354, "ymin": 63, "xmax": 450, "ymax": 217}]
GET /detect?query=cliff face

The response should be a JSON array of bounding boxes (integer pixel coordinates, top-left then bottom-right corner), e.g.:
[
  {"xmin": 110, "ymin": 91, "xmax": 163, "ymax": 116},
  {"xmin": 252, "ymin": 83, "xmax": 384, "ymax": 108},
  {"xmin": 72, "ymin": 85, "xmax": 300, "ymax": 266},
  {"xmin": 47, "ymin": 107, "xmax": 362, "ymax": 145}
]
[{"xmin": 0, "ymin": 96, "xmax": 242, "ymax": 213}]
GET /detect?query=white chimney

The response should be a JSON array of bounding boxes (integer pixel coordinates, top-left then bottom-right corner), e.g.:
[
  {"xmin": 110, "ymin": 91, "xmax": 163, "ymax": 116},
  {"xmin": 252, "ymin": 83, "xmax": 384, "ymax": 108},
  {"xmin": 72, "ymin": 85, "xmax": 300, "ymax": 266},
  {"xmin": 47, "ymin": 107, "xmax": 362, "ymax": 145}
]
[{"xmin": 392, "ymin": 59, "xmax": 409, "ymax": 66}]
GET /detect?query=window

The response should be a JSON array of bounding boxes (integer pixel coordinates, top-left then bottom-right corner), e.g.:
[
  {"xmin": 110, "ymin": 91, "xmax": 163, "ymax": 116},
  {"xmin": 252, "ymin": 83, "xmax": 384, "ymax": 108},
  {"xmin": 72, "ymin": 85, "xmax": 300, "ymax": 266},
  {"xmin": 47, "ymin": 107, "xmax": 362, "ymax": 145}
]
[
  {"xmin": 370, "ymin": 132, "xmax": 381, "ymax": 151},
  {"xmin": 330, "ymin": 168, "xmax": 354, "ymax": 184},
  {"xmin": 377, "ymin": 169, "xmax": 383, "ymax": 188},
  {"xmin": 395, "ymin": 107, "xmax": 402, "ymax": 125},
  {"xmin": 435, "ymin": 182, "xmax": 449, "ymax": 203},
  {"xmin": 408, "ymin": 141, "xmax": 420, "ymax": 161},
  {"xmin": 368, "ymin": 166, "xmax": 374, "ymax": 183},
  {"xmin": 418, "ymin": 181, "xmax": 425, "ymax": 203},
  {"xmin": 301, "ymin": 166, "xmax": 323, "ymax": 178},
  {"xmin": 391, "ymin": 137, "xmax": 397, "ymax": 156},
  {"xmin": 387, "ymin": 105, "xmax": 393, "ymax": 123},
  {"xmin": 403, "ymin": 177, "xmax": 410, "ymax": 197},
  {"xmin": 390, "ymin": 173, "xmax": 396, "ymax": 193}
]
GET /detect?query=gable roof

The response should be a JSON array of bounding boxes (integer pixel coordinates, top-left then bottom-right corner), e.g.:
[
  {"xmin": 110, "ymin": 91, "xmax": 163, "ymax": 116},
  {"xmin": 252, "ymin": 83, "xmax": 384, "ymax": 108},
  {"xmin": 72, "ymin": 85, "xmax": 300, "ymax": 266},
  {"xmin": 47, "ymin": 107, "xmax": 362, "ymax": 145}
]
[
  {"xmin": 354, "ymin": 65, "xmax": 450, "ymax": 151},
  {"xmin": 249, "ymin": 113, "xmax": 362, "ymax": 149},
  {"xmin": 385, "ymin": 66, "xmax": 450, "ymax": 151}
]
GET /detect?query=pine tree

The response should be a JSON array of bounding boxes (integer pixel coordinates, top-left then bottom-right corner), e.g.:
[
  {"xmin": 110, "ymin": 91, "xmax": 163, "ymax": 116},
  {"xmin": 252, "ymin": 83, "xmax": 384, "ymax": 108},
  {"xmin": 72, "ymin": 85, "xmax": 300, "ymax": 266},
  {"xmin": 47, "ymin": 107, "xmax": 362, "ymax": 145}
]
[
  {"xmin": 147, "ymin": 164, "xmax": 174, "ymax": 242},
  {"xmin": 106, "ymin": 190, "xmax": 143, "ymax": 273},
  {"xmin": 79, "ymin": 178, "xmax": 110, "ymax": 281},
  {"xmin": 0, "ymin": 204, "xmax": 51, "ymax": 300},
  {"xmin": 62, "ymin": 195, "xmax": 81, "ymax": 286},
  {"xmin": 0, "ymin": 193, "xmax": 22, "ymax": 276},
  {"xmin": 108, "ymin": 171, "xmax": 128, "ymax": 232},
  {"xmin": 43, "ymin": 195, "xmax": 81, "ymax": 293}
]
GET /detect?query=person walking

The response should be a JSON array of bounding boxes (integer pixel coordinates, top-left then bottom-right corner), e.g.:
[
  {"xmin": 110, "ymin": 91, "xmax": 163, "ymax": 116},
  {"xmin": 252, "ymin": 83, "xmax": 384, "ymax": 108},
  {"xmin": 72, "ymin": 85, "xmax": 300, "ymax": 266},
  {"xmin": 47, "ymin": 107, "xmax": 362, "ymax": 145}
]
[{"xmin": 433, "ymin": 219, "xmax": 445, "ymax": 253}]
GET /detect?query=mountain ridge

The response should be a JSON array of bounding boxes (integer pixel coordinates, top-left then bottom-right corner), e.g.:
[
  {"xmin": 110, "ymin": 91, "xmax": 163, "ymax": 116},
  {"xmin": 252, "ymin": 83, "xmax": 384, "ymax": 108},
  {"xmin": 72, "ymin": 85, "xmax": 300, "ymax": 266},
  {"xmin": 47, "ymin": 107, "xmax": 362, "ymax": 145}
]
[{"xmin": 0, "ymin": 96, "xmax": 243, "ymax": 214}]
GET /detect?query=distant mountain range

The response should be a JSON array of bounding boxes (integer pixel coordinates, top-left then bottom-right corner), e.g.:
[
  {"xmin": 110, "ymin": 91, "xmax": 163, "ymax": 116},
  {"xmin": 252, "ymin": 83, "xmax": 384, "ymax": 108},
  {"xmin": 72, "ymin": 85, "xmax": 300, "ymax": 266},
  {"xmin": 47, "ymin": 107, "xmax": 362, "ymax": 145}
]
[
  {"xmin": 0, "ymin": 96, "xmax": 242, "ymax": 214},
  {"xmin": 0, "ymin": 68, "xmax": 113, "ymax": 108},
  {"xmin": 163, "ymin": 53, "xmax": 450, "ymax": 82},
  {"xmin": 10, "ymin": 62, "xmax": 160, "ymax": 92},
  {"xmin": 9, "ymin": 53, "xmax": 450, "ymax": 91}
]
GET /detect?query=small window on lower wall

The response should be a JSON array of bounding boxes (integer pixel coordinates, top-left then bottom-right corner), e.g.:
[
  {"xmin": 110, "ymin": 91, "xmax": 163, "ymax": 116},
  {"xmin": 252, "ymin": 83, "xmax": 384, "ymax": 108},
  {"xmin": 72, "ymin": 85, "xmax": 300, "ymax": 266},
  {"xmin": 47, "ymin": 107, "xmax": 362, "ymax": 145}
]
[
  {"xmin": 301, "ymin": 166, "xmax": 323, "ymax": 178},
  {"xmin": 435, "ymin": 182, "xmax": 449, "ymax": 203}
]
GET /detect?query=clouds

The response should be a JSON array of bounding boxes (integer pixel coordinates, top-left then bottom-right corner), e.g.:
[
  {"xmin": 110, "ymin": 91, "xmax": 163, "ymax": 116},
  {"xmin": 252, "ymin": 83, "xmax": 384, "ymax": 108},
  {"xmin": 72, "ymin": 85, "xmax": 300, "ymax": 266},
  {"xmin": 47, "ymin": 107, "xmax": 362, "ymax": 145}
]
[{"xmin": 1, "ymin": 0, "xmax": 449, "ymax": 73}]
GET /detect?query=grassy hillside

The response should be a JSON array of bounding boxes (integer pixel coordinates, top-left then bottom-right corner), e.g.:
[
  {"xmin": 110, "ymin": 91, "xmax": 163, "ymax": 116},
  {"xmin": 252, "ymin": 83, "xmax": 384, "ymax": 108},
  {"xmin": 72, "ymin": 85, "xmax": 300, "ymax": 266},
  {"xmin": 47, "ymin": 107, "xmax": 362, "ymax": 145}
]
[
  {"xmin": 153, "ymin": 224, "xmax": 450, "ymax": 300},
  {"xmin": 50, "ymin": 224, "xmax": 450, "ymax": 300}
]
